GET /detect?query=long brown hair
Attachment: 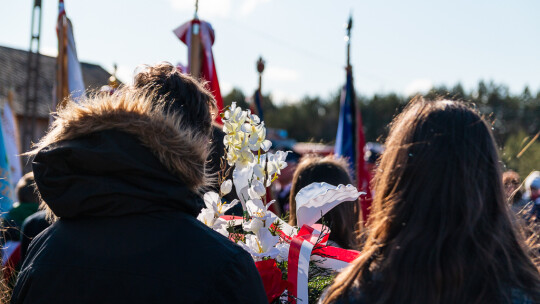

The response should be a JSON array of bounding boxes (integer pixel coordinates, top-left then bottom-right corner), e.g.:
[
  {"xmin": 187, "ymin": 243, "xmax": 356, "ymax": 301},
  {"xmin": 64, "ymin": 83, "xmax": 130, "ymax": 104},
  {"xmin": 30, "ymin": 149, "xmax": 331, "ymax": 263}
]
[
  {"xmin": 323, "ymin": 97, "xmax": 540, "ymax": 303},
  {"xmin": 289, "ymin": 155, "xmax": 361, "ymax": 249}
]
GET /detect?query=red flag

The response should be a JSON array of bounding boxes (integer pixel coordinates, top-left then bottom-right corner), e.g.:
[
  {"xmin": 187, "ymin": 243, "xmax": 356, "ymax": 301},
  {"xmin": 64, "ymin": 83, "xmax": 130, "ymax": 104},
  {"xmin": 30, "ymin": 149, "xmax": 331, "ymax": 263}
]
[
  {"xmin": 173, "ymin": 19, "xmax": 223, "ymax": 124},
  {"xmin": 355, "ymin": 88, "xmax": 372, "ymax": 224}
]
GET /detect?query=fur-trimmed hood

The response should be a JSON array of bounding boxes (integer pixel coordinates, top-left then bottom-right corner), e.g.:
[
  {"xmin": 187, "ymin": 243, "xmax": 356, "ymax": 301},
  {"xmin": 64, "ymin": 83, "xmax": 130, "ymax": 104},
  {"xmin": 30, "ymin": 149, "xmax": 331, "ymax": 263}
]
[
  {"xmin": 30, "ymin": 90, "xmax": 211, "ymax": 218},
  {"xmin": 32, "ymin": 90, "xmax": 211, "ymax": 191}
]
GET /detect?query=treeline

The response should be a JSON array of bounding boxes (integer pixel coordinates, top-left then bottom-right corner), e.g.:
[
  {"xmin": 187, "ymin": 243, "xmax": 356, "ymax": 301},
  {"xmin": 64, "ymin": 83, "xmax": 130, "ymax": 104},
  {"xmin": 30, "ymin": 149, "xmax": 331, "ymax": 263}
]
[{"xmin": 223, "ymin": 81, "xmax": 540, "ymax": 176}]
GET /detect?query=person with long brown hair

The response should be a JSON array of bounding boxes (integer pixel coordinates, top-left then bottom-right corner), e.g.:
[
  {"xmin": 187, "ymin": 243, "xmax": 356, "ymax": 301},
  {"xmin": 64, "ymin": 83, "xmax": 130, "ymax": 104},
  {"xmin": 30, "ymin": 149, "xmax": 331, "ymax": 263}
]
[
  {"xmin": 289, "ymin": 155, "xmax": 361, "ymax": 249},
  {"xmin": 322, "ymin": 98, "xmax": 540, "ymax": 303}
]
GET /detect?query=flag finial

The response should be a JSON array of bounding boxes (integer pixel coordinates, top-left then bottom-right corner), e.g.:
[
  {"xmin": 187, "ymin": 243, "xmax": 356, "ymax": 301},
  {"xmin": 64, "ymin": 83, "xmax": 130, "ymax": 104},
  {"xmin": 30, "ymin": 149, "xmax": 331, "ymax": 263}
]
[
  {"xmin": 345, "ymin": 13, "xmax": 353, "ymax": 68},
  {"xmin": 194, "ymin": 0, "xmax": 199, "ymax": 19},
  {"xmin": 256, "ymin": 56, "xmax": 265, "ymax": 92},
  {"xmin": 347, "ymin": 13, "xmax": 353, "ymax": 34}
]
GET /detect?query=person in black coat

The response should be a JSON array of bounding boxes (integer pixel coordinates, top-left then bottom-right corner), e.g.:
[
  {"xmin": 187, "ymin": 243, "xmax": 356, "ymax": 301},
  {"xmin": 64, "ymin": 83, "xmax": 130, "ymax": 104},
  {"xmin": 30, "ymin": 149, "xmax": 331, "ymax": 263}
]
[
  {"xmin": 20, "ymin": 210, "xmax": 49, "ymax": 262},
  {"xmin": 11, "ymin": 65, "xmax": 267, "ymax": 304}
]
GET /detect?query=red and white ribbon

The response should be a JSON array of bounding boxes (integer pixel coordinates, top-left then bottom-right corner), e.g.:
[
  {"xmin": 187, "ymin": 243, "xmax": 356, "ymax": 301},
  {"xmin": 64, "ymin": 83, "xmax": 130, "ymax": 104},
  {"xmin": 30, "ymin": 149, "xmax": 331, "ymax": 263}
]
[
  {"xmin": 285, "ymin": 224, "xmax": 360, "ymax": 303},
  {"xmin": 287, "ymin": 234, "xmax": 314, "ymax": 303}
]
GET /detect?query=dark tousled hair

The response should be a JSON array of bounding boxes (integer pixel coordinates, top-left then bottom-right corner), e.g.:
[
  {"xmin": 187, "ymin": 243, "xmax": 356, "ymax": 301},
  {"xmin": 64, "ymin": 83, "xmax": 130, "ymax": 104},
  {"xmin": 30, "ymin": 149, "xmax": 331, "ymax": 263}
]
[
  {"xmin": 133, "ymin": 62, "xmax": 216, "ymax": 136},
  {"xmin": 323, "ymin": 97, "xmax": 540, "ymax": 304},
  {"xmin": 289, "ymin": 155, "xmax": 361, "ymax": 249}
]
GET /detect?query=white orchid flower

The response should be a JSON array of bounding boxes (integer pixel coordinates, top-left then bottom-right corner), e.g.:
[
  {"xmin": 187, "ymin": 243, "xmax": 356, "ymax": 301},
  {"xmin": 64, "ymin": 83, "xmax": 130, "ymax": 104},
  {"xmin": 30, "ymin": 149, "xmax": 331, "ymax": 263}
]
[
  {"xmin": 236, "ymin": 146, "xmax": 255, "ymax": 168},
  {"xmin": 226, "ymin": 147, "xmax": 239, "ymax": 166},
  {"xmin": 223, "ymin": 124, "xmax": 244, "ymax": 151},
  {"xmin": 227, "ymin": 105, "xmax": 247, "ymax": 126},
  {"xmin": 217, "ymin": 199, "xmax": 239, "ymax": 216},
  {"xmin": 266, "ymin": 151, "xmax": 289, "ymax": 182},
  {"xmin": 253, "ymin": 163, "xmax": 265, "ymax": 181},
  {"xmin": 213, "ymin": 223, "xmax": 230, "ymax": 237},
  {"xmin": 248, "ymin": 123, "xmax": 272, "ymax": 152},
  {"xmin": 223, "ymin": 102, "xmax": 237, "ymax": 120},
  {"xmin": 223, "ymin": 113, "xmax": 245, "ymax": 138},
  {"xmin": 223, "ymin": 105, "xmax": 248, "ymax": 156},
  {"xmin": 242, "ymin": 217, "xmax": 265, "ymax": 234},
  {"xmin": 249, "ymin": 113, "xmax": 261, "ymax": 125},
  {"xmin": 223, "ymin": 134, "xmax": 235, "ymax": 153},
  {"xmin": 248, "ymin": 179, "xmax": 266, "ymax": 199},
  {"xmin": 203, "ymin": 192, "xmax": 220, "ymax": 210},
  {"xmin": 220, "ymin": 179, "xmax": 233, "ymax": 195},
  {"xmin": 203, "ymin": 192, "xmax": 239, "ymax": 217},
  {"xmin": 197, "ymin": 208, "xmax": 215, "ymax": 226},
  {"xmin": 246, "ymin": 198, "xmax": 275, "ymax": 220},
  {"xmin": 239, "ymin": 121, "xmax": 271, "ymax": 153},
  {"xmin": 223, "ymin": 121, "xmax": 238, "ymax": 135},
  {"xmin": 238, "ymin": 232, "xmax": 280, "ymax": 261},
  {"xmin": 243, "ymin": 198, "xmax": 276, "ymax": 234},
  {"xmin": 197, "ymin": 209, "xmax": 229, "ymax": 237},
  {"xmin": 240, "ymin": 122, "xmax": 253, "ymax": 134},
  {"xmin": 252, "ymin": 153, "xmax": 267, "ymax": 180}
]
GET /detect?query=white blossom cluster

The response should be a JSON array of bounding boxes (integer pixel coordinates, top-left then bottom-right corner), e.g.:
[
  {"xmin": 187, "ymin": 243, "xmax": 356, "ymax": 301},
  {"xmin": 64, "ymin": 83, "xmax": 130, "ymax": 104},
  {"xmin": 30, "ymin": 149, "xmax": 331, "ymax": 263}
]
[{"xmin": 197, "ymin": 102, "xmax": 290, "ymax": 261}]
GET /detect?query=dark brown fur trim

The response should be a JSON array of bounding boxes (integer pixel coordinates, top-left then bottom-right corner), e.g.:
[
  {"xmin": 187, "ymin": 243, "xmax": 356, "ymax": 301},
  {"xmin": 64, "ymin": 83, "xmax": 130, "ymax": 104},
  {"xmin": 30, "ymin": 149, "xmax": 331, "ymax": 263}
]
[{"xmin": 28, "ymin": 89, "xmax": 211, "ymax": 193}]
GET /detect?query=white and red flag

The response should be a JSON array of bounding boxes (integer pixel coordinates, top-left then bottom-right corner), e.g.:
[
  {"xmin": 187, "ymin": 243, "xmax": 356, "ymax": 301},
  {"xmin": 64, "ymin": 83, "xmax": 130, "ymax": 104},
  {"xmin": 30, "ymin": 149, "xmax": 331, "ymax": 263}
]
[
  {"xmin": 55, "ymin": 0, "xmax": 85, "ymax": 109},
  {"xmin": 173, "ymin": 19, "xmax": 223, "ymax": 124}
]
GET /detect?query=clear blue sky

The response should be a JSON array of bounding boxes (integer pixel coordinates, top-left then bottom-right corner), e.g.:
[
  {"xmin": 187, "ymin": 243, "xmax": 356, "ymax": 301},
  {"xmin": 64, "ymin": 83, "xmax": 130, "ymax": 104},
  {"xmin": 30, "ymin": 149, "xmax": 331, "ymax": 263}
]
[{"xmin": 2, "ymin": 0, "xmax": 539, "ymax": 104}]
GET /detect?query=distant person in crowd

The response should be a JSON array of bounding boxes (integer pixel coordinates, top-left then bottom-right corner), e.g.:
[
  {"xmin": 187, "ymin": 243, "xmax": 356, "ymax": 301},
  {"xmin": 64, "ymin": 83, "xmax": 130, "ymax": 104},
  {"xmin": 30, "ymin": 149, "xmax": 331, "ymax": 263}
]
[
  {"xmin": 1, "ymin": 172, "xmax": 40, "ymax": 242},
  {"xmin": 524, "ymin": 172, "xmax": 540, "ymax": 222},
  {"xmin": 503, "ymin": 170, "xmax": 526, "ymax": 214},
  {"xmin": 19, "ymin": 210, "xmax": 49, "ymax": 262},
  {"xmin": 289, "ymin": 155, "xmax": 361, "ymax": 249},
  {"xmin": 0, "ymin": 173, "xmax": 41, "ymax": 283},
  {"xmin": 11, "ymin": 64, "xmax": 267, "ymax": 304},
  {"xmin": 321, "ymin": 98, "xmax": 540, "ymax": 304},
  {"xmin": 503, "ymin": 170, "xmax": 523, "ymax": 203},
  {"xmin": 364, "ymin": 142, "xmax": 383, "ymax": 182}
]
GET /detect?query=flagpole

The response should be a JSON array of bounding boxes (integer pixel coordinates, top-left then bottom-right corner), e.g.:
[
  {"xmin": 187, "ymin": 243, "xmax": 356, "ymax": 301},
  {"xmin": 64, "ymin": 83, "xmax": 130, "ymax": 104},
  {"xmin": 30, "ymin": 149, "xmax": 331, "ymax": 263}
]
[
  {"xmin": 344, "ymin": 14, "xmax": 357, "ymax": 181},
  {"xmin": 56, "ymin": 12, "xmax": 69, "ymax": 109},
  {"xmin": 254, "ymin": 57, "xmax": 265, "ymax": 119},
  {"xmin": 257, "ymin": 57, "xmax": 265, "ymax": 92},
  {"xmin": 189, "ymin": 0, "xmax": 202, "ymax": 78},
  {"xmin": 346, "ymin": 13, "xmax": 372, "ymax": 223},
  {"xmin": 346, "ymin": 14, "xmax": 352, "ymax": 70},
  {"xmin": 257, "ymin": 56, "xmax": 265, "ymax": 95}
]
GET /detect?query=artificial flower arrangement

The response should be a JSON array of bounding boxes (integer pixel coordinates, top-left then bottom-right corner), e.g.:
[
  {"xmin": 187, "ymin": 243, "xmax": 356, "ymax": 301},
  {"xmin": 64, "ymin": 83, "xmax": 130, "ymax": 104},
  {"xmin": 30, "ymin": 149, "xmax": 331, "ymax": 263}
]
[{"xmin": 197, "ymin": 103, "xmax": 363, "ymax": 303}]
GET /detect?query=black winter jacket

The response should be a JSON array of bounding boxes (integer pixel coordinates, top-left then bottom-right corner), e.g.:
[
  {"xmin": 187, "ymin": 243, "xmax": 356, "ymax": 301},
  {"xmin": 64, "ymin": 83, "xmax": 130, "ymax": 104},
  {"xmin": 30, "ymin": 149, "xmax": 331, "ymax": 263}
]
[{"xmin": 11, "ymin": 93, "xmax": 267, "ymax": 304}]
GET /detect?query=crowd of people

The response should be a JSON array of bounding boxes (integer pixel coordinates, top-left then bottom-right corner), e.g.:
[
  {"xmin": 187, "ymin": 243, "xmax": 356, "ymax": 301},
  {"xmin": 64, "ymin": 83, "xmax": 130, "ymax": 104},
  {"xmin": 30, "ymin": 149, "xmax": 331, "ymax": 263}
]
[{"xmin": 1, "ymin": 62, "xmax": 539, "ymax": 303}]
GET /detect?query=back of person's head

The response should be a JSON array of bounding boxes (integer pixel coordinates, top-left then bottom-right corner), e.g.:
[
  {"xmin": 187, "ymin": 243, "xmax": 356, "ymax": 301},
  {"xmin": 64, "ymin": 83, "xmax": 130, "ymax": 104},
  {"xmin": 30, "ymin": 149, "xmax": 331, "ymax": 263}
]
[
  {"xmin": 502, "ymin": 170, "xmax": 522, "ymax": 203},
  {"xmin": 16, "ymin": 172, "xmax": 39, "ymax": 204},
  {"xmin": 289, "ymin": 155, "xmax": 360, "ymax": 249},
  {"xmin": 323, "ymin": 97, "xmax": 540, "ymax": 304},
  {"xmin": 133, "ymin": 62, "xmax": 216, "ymax": 136}
]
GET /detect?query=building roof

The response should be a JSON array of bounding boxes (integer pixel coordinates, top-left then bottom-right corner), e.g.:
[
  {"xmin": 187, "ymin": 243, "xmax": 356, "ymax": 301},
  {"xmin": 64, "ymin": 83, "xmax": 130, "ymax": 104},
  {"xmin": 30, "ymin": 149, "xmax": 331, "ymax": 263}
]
[{"xmin": 0, "ymin": 45, "xmax": 115, "ymax": 118}]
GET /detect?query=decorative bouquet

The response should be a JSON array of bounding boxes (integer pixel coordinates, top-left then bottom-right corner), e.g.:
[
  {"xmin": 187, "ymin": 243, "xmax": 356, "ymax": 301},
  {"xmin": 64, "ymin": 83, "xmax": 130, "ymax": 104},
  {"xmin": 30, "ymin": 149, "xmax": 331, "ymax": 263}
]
[{"xmin": 197, "ymin": 103, "xmax": 363, "ymax": 303}]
